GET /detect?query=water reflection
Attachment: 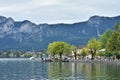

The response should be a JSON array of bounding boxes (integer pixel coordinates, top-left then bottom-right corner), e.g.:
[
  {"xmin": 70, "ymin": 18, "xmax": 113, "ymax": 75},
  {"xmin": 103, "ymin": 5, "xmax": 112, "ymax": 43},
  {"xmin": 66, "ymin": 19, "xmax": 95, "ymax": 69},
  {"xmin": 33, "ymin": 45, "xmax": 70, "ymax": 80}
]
[
  {"xmin": 48, "ymin": 62, "xmax": 72, "ymax": 79},
  {"xmin": 48, "ymin": 62, "xmax": 120, "ymax": 80},
  {"xmin": 0, "ymin": 59, "xmax": 120, "ymax": 80},
  {"xmin": 0, "ymin": 60, "xmax": 48, "ymax": 80}
]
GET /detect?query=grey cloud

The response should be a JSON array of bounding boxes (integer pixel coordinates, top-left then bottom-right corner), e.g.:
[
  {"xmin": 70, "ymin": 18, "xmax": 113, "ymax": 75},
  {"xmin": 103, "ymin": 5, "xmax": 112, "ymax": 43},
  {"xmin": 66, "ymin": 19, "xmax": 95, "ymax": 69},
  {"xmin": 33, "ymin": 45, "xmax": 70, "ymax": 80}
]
[{"xmin": 0, "ymin": 0, "xmax": 120, "ymax": 24}]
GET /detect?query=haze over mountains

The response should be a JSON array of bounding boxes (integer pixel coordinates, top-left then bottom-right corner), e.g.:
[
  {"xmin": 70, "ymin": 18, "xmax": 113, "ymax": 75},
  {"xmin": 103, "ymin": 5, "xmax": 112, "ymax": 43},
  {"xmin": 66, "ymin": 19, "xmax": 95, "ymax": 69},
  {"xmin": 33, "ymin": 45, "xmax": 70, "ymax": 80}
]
[{"xmin": 0, "ymin": 15, "xmax": 120, "ymax": 51}]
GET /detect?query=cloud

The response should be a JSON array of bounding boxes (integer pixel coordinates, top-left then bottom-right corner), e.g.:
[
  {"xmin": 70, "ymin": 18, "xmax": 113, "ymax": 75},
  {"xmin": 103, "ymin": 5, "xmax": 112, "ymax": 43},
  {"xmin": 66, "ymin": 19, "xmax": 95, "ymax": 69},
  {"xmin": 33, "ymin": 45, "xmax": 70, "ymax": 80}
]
[{"xmin": 0, "ymin": 0, "xmax": 120, "ymax": 24}]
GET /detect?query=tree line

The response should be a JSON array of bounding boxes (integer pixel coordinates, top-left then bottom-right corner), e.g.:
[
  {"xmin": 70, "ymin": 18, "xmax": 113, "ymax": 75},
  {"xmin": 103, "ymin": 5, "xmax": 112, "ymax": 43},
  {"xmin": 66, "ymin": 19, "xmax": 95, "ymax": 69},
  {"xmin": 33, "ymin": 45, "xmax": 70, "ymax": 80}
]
[
  {"xmin": 47, "ymin": 22, "xmax": 120, "ymax": 60},
  {"xmin": 1, "ymin": 22, "xmax": 120, "ymax": 59},
  {"xmin": 0, "ymin": 50, "xmax": 45, "ymax": 58}
]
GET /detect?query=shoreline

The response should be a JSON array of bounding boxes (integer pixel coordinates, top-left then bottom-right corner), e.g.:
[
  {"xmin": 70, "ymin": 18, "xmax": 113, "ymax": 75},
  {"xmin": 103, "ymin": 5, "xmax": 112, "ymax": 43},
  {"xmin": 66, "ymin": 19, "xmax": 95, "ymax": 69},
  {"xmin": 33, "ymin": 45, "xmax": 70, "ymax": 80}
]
[
  {"xmin": 0, "ymin": 58, "xmax": 120, "ymax": 66},
  {"xmin": 69, "ymin": 59, "xmax": 120, "ymax": 65}
]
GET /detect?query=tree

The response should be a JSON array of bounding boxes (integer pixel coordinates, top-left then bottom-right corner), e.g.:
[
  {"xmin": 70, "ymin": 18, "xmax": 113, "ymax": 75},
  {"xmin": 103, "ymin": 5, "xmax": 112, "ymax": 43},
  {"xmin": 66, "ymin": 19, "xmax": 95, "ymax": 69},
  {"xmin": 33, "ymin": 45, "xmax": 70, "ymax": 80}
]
[
  {"xmin": 87, "ymin": 38, "xmax": 101, "ymax": 60},
  {"xmin": 47, "ymin": 42, "xmax": 57, "ymax": 58},
  {"xmin": 71, "ymin": 45, "xmax": 77, "ymax": 60},
  {"xmin": 105, "ymin": 22, "xmax": 120, "ymax": 59},
  {"xmin": 47, "ymin": 41, "xmax": 72, "ymax": 60},
  {"xmin": 106, "ymin": 31, "xmax": 120, "ymax": 52},
  {"xmin": 114, "ymin": 22, "xmax": 120, "ymax": 32},
  {"xmin": 80, "ymin": 48, "xmax": 88, "ymax": 58},
  {"xmin": 117, "ymin": 36, "xmax": 120, "ymax": 51},
  {"xmin": 106, "ymin": 23, "xmax": 120, "ymax": 58},
  {"xmin": 104, "ymin": 51, "xmax": 113, "ymax": 57},
  {"xmin": 99, "ymin": 29, "xmax": 112, "ymax": 48}
]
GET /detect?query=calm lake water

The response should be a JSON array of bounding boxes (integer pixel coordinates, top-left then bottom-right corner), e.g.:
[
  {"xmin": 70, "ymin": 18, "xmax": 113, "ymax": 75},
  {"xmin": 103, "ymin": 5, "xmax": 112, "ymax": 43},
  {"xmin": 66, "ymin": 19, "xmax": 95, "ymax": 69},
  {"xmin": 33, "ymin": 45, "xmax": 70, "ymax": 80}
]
[{"xmin": 0, "ymin": 58, "xmax": 120, "ymax": 80}]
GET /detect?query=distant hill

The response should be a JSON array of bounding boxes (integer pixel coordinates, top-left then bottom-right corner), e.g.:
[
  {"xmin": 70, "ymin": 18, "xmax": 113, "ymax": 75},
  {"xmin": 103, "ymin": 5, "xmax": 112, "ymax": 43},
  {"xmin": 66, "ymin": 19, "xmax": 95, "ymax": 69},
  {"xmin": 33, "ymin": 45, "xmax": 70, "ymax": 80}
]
[{"xmin": 0, "ymin": 15, "xmax": 120, "ymax": 51}]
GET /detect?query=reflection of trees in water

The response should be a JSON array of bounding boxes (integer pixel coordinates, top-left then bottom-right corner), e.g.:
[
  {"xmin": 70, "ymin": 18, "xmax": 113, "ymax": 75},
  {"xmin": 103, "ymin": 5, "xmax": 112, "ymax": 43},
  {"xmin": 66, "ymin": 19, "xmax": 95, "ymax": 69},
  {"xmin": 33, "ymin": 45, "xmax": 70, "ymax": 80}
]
[
  {"xmin": 48, "ymin": 62, "xmax": 82, "ymax": 79},
  {"xmin": 90, "ymin": 63, "xmax": 98, "ymax": 80},
  {"xmin": 80, "ymin": 63, "xmax": 120, "ymax": 80},
  {"xmin": 106, "ymin": 64, "xmax": 120, "ymax": 79},
  {"xmin": 48, "ymin": 62, "xmax": 120, "ymax": 79},
  {"xmin": 80, "ymin": 63, "xmax": 104, "ymax": 80},
  {"xmin": 48, "ymin": 62, "xmax": 101, "ymax": 79},
  {"xmin": 48, "ymin": 62, "xmax": 72, "ymax": 79}
]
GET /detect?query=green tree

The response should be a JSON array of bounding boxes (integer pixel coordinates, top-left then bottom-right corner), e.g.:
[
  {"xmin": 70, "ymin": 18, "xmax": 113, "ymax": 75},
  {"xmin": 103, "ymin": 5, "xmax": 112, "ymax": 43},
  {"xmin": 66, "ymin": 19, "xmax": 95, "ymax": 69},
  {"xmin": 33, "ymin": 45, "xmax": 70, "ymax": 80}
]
[
  {"xmin": 80, "ymin": 48, "xmax": 88, "ymax": 58},
  {"xmin": 99, "ymin": 29, "xmax": 112, "ymax": 48},
  {"xmin": 105, "ymin": 22, "xmax": 120, "ymax": 59},
  {"xmin": 106, "ymin": 23, "xmax": 120, "ymax": 58},
  {"xmin": 117, "ymin": 36, "xmax": 120, "ymax": 51},
  {"xmin": 21, "ymin": 53, "xmax": 32, "ymax": 58},
  {"xmin": 47, "ymin": 41, "xmax": 72, "ymax": 60},
  {"xmin": 114, "ymin": 22, "xmax": 120, "ymax": 32},
  {"xmin": 104, "ymin": 51, "xmax": 113, "ymax": 57},
  {"xmin": 106, "ymin": 31, "xmax": 120, "ymax": 52},
  {"xmin": 47, "ymin": 42, "xmax": 57, "ymax": 58},
  {"xmin": 87, "ymin": 38, "xmax": 101, "ymax": 59}
]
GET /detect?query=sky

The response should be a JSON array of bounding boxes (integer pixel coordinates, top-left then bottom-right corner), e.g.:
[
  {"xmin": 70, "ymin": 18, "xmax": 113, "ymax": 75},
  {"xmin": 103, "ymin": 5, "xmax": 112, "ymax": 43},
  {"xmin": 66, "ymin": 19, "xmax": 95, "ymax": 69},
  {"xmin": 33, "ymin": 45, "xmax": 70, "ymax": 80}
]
[{"xmin": 0, "ymin": 0, "xmax": 120, "ymax": 24}]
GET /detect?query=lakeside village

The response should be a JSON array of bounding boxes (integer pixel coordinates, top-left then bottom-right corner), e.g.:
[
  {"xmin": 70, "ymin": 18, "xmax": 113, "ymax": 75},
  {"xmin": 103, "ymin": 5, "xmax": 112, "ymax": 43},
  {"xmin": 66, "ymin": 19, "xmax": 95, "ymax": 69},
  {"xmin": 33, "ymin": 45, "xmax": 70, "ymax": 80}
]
[
  {"xmin": 0, "ymin": 47, "xmax": 109, "ymax": 61},
  {"xmin": 1, "ymin": 23, "xmax": 120, "ymax": 63}
]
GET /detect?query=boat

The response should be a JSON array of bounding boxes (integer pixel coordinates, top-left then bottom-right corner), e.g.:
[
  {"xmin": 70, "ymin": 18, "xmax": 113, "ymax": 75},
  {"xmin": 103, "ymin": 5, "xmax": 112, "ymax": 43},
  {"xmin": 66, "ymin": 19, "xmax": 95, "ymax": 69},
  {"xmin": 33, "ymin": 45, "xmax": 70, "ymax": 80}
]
[{"xmin": 29, "ymin": 56, "xmax": 35, "ymax": 60}]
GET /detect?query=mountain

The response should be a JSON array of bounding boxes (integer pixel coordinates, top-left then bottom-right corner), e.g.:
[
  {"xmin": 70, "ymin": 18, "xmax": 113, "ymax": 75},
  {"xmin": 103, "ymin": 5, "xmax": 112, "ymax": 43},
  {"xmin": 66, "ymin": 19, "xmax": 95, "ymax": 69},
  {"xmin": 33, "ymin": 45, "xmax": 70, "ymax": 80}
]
[{"xmin": 0, "ymin": 15, "xmax": 120, "ymax": 51}]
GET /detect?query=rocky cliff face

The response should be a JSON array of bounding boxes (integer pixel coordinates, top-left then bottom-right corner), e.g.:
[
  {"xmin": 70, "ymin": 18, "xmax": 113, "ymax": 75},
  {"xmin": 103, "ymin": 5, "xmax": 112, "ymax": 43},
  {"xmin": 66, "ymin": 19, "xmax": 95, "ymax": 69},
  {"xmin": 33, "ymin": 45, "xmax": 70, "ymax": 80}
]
[{"xmin": 0, "ymin": 15, "xmax": 120, "ymax": 51}]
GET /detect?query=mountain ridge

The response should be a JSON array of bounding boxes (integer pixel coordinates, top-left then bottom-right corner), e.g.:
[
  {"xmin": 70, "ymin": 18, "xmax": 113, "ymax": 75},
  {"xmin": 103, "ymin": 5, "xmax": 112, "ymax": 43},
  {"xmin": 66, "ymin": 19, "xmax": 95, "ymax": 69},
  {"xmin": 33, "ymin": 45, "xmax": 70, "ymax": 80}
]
[{"xmin": 0, "ymin": 15, "xmax": 120, "ymax": 51}]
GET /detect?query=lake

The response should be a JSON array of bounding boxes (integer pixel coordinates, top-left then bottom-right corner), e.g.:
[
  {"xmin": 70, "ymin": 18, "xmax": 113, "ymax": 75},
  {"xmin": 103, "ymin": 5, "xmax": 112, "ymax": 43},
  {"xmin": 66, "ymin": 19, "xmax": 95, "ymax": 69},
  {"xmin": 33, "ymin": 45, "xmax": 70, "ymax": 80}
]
[{"xmin": 0, "ymin": 58, "xmax": 120, "ymax": 80}]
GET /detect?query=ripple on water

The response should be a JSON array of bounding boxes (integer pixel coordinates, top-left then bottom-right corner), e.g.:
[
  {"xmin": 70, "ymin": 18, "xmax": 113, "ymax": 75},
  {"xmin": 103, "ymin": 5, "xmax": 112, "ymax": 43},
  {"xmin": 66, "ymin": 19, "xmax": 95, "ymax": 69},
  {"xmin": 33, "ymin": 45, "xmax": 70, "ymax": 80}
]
[{"xmin": 0, "ymin": 59, "xmax": 120, "ymax": 80}]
